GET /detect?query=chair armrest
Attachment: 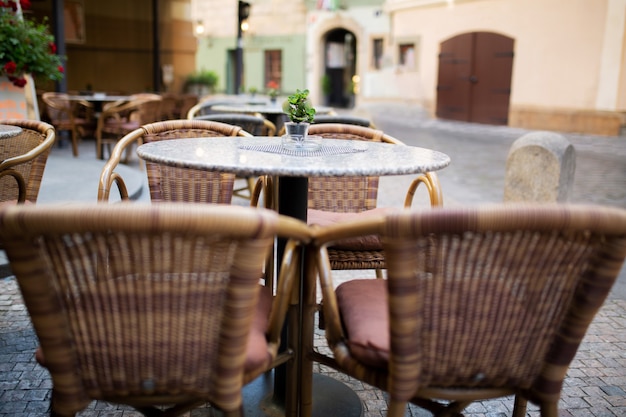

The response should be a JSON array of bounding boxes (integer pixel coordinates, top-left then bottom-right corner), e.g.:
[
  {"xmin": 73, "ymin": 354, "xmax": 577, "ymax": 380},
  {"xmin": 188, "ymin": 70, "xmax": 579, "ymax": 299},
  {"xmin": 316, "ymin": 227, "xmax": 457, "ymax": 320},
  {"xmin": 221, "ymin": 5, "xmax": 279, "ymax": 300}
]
[
  {"xmin": 97, "ymin": 129, "xmax": 144, "ymax": 202},
  {"xmin": 250, "ymin": 175, "xmax": 275, "ymax": 209},
  {"xmin": 266, "ymin": 239, "xmax": 301, "ymax": 348},
  {"xmin": 404, "ymin": 171, "xmax": 443, "ymax": 207},
  {"xmin": 0, "ymin": 126, "xmax": 55, "ymax": 203}
]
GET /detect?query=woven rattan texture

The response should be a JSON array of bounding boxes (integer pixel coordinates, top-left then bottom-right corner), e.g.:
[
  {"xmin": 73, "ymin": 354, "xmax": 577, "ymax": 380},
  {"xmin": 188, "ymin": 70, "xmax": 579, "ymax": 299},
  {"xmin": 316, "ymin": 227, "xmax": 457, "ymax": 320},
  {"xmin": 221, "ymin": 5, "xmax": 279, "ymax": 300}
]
[
  {"xmin": 0, "ymin": 119, "xmax": 55, "ymax": 203},
  {"xmin": 98, "ymin": 119, "xmax": 252, "ymax": 204},
  {"xmin": 0, "ymin": 203, "xmax": 310, "ymax": 417},
  {"xmin": 313, "ymin": 205, "xmax": 626, "ymax": 417}
]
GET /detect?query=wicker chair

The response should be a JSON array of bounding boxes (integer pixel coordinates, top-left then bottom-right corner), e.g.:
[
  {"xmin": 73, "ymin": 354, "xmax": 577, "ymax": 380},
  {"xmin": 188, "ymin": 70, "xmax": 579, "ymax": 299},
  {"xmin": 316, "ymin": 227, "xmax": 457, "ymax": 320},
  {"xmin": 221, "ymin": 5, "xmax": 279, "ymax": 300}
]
[
  {"xmin": 304, "ymin": 123, "xmax": 442, "ymax": 277},
  {"xmin": 193, "ymin": 113, "xmax": 277, "ymax": 136},
  {"xmin": 98, "ymin": 119, "xmax": 252, "ymax": 204},
  {"xmin": 277, "ymin": 114, "xmax": 376, "ymax": 135},
  {"xmin": 0, "ymin": 119, "xmax": 55, "ymax": 204},
  {"xmin": 191, "ymin": 113, "xmax": 277, "ymax": 200},
  {"xmin": 96, "ymin": 96, "xmax": 162, "ymax": 160},
  {"xmin": 186, "ymin": 99, "xmax": 238, "ymax": 119},
  {"xmin": 0, "ymin": 202, "xmax": 311, "ymax": 417},
  {"xmin": 311, "ymin": 204, "xmax": 626, "ymax": 417},
  {"xmin": 42, "ymin": 92, "xmax": 95, "ymax": 157},
  {"xmin": 312, "ymin": 114, "xmax": 375, "ymax": 128}
]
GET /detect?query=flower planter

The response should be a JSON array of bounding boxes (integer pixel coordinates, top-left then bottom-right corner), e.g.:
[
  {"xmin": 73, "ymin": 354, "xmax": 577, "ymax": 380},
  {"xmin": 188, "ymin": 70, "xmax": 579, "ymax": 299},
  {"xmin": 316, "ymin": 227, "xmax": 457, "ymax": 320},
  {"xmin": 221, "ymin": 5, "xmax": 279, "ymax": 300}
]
[{"xmin": 0, "ymin": 75, "xmax": 40, "ymax": 120}]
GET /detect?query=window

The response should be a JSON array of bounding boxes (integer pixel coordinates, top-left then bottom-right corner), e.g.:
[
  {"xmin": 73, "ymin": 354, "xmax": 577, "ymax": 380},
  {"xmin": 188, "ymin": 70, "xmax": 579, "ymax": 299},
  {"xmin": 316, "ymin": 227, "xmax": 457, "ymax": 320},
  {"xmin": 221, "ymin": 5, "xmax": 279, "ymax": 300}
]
[
  {"xmin": 264, "ymin": 50, "xmax": 282, "ymax": 90},
  {"xmin": 372, "ymin": 38, "xmax": 384, "ymax": 70},
  {"xmin": 399, "ymin": 43, "xmax": 416, "ymax": 70}
]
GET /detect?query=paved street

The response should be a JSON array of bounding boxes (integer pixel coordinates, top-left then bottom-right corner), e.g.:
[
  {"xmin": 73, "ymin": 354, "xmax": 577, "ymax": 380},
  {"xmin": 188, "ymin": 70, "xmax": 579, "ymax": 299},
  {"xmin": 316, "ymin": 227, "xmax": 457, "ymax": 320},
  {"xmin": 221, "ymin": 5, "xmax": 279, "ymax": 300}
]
[{"xmin": 1, "ymin": 102, "xmax": 625, "ymax": 416}]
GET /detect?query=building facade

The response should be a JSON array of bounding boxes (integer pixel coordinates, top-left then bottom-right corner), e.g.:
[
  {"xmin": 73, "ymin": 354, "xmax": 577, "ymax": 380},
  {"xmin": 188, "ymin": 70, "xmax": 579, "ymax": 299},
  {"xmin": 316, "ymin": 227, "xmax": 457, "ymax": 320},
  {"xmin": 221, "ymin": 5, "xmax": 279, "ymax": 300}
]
[{"xmin": 194, "ymin": 0, "xmax": 624, "ymax": 135}]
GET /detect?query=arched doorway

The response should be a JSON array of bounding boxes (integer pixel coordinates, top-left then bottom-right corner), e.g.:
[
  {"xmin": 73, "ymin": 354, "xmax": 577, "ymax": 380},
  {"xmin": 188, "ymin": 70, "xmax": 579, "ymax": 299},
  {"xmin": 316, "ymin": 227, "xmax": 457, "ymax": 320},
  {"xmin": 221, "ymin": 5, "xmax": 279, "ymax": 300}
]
[
  {"xmin": 323, "ymin": 28, "xmax": 357, "ymax": 108},
  {"xmin": 436, "ymin": 32, "xmax": 514, "ymax": 125}
]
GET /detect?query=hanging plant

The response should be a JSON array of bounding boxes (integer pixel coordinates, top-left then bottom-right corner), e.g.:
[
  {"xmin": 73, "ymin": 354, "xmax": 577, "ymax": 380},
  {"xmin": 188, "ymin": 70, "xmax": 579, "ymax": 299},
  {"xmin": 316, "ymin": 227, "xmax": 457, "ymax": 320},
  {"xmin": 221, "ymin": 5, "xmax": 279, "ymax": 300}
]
[{"xmin": 0, "ymin": 0, "xmax": 64, "ymax": 87}]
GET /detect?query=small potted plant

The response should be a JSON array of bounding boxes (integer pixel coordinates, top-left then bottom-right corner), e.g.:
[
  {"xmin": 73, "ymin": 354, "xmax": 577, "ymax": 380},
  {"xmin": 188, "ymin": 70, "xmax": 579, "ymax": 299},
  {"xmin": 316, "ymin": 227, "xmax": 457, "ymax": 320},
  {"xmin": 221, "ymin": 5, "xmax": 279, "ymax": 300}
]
[
  {"xmin": 282, "ymin": 88, "xmax": 316, "ymax": 142},
  {"xmin": 184, "ymin": 69, "xmax": 218, "ymax": 97},
  {"xmin": 266, "ymin": 80, "xmax": 279, "ymax": 103}
]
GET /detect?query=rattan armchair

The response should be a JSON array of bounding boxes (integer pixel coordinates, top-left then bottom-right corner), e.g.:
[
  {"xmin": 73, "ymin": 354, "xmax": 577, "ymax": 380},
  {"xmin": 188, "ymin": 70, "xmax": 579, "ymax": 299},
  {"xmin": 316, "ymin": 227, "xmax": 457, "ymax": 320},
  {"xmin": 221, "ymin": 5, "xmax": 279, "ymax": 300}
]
[
  {"xmin": 193, "ymin": 113, "xmax": 277, "ymax": 136},
  {"xmin": 311, "ymin": 204, "xmax": 626, "ymax": 417},
  {"xmin": 96, "ymin": 95, "xmax": 162, "ymax": 160},
  {"xmin": 191, "ymin": 113, "xmax": 277, "ymax": 200},
  {"xmin": 0, "ymin": 119, "xmax": 55, "ymax": 204},
  {"xmin": 98, "ymin": 119, "xmax": 252, "ymax": 204},
  {"xmin": 0, "ymin": 202, "xmax": 311, "ymax": 417},
  {"xmin": 42, "ymin": 92, "xmax": 95, "ymax": 157},
  {"xmin": 304, "ymin": 123, "xmax": 442, "ymax": 277}
]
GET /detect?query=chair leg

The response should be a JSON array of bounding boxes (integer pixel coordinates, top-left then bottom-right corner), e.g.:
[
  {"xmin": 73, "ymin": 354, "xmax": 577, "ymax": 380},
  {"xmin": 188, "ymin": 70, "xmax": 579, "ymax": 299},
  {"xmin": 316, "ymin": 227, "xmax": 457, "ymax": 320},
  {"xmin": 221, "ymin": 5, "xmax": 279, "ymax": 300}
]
[
  {"xmin": 388, "ymin": 399, "xmax": 408, "ymax": 417},
  {"xmin": 70, "ymin": 129, "xmax": 79, "ymax": 157},
  {"xmin": 512, "ymin": 395, "xmax": 528, "ymax": 417}
]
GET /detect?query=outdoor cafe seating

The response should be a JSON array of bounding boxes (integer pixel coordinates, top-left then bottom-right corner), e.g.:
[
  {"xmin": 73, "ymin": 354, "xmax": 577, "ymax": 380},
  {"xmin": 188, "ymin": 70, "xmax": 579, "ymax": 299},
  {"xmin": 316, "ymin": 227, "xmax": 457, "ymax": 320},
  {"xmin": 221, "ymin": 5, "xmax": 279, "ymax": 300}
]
[
  {"xmin": 96, "ymin": 94, "xmax": 163, "ymax": 160},
  {"xmin": 310, "ymin": 204, "xmax": 626, "ymax": 417},
  {"xmin": 41, "ymin": 92, "xmax": 96, "ymax": 157},
  {"xmin": 98, "ymin": 119, "xmax": 253, "ymax": 204},
  {"xmin": 0, "ymin": 119, "xmax": 56, "ymax": 206},
  {"xmin": 0, "ymin": 202, "xmax": 311, "ymax": 417}
]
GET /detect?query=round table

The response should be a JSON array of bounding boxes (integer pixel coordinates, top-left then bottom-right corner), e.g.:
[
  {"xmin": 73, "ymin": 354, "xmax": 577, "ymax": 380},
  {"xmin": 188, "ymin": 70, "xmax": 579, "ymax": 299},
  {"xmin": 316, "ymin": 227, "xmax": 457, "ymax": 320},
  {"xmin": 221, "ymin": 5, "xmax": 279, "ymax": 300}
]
[
  {"xmin": 0, "ymin": 124, "xmax": 22, "ymax": 139},
  {"xmin": 137, "ymin": 136, "xmax": 451, "ymax": 417}
]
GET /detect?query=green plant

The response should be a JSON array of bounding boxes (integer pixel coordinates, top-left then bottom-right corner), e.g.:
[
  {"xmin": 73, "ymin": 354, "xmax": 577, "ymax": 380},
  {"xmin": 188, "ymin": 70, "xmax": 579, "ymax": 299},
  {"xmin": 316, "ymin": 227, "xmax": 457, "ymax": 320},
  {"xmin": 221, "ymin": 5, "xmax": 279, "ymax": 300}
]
[
  {"xmin": 0, "ymin": 1, "xmax": 64, "ymax": 87},
  {"xmin": 185, "ymin": 69, "xmax": 218, "ymax": 88},
  {"xmin": 321, "ymin": 74, "xmax": 331, "ymax": 95},
  {"xmin": 282, "ymin": 88, "xmax": 316, "ymax": 123}
]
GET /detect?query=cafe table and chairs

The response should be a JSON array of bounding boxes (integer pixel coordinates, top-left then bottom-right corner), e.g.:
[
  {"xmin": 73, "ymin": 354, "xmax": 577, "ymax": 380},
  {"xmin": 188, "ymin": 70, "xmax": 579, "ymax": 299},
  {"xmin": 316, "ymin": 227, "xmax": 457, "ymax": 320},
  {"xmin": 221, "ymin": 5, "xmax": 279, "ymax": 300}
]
[
  {"xmin": 42, "ymin": 92, "xmax": 96, "ymax": 157},
  {"xmin": 136, "ymin": 135, "xmax": 451, "ymax": 417}
]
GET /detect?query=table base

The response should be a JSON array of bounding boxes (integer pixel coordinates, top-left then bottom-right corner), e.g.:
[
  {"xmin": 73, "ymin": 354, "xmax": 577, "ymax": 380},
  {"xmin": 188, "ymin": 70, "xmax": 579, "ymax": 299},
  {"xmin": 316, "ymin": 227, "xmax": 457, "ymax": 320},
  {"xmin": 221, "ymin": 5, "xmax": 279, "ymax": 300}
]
[{"xmin": 242, "ymin": 371, "xmax": 363, "ymax": 417}]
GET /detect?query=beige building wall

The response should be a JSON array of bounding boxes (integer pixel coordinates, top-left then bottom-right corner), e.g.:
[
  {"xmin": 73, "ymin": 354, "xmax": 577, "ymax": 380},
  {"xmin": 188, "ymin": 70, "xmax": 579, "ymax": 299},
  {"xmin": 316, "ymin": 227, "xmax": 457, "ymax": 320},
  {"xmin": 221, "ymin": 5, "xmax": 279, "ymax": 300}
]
[{"xmin": 383, "ymin": 0, "xmax": 625, "ymax": 135}]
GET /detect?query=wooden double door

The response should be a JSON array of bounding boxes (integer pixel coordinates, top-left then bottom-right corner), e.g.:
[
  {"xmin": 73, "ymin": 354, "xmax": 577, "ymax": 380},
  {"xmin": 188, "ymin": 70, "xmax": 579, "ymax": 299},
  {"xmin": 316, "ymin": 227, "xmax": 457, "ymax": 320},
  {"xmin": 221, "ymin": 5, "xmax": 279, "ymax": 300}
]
[{"xmin": 436, "ymin": 32, "xmax": 514, "ymax": 125}]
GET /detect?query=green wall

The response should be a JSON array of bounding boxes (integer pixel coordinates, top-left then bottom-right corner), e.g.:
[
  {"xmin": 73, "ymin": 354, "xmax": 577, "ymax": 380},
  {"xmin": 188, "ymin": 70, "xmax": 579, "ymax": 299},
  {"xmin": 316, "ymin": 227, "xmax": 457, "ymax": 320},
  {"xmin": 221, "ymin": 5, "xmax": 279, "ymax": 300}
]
[{"xmin": 196, "ymin": 34, "xmax": 307, "ymax": 95}]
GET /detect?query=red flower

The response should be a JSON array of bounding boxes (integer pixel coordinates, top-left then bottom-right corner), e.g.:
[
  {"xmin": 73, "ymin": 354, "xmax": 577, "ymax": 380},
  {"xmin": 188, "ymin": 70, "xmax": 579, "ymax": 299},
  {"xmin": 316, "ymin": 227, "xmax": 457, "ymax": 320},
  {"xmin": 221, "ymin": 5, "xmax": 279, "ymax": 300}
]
[
  {"xmin": 20, "ymin": 0, "xmax": 31, "ymax": 10},
  {"xmin": 267, "ymin": 80, "xmax": 279, "ymax": 90},
  {"xmin": 58, "ymin": 65, "xmax": 64, "ymax": 73},
  {"xmin": 49, "ymin": 42, "xmax": 57, "ymax": 54},
  {"xmin": 3, "ymin": 61, "xmax": 17, "ymax": 74},
  {"xmin": 9, "ymin": 76, "xmax": 27, "ymax": 87}
]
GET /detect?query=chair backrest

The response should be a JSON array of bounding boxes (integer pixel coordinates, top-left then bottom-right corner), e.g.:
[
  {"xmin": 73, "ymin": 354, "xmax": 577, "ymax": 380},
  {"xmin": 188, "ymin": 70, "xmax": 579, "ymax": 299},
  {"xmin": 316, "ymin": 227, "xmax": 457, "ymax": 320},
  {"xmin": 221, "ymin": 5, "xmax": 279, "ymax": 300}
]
[
  {"xmin": 315, "ymin": 204, "xmax": 626, "ymax": 408},
  {"xmin": 312, "ymin": 114, "xmax": 375, "ymax": 128},
  {"xmin": 306, "ymin": 123, "xmax": 403, "ymax": 212},
  {"xmin": 98, "ymin": 119, "xmax": 252, "ymax": 203},
  {"xmin": 0, "ymin": 119, "xmax": 55, "ymax": 203},
  {"xmin": 187, "ymin": 99, "xmax": 234, "ymax": 118},
  {"xmin": 157, "ymin": 94, "xmax": 179, "ymax": 121},
  {"xmin": 41, "ymin": 92, "xmax": 72, "ymax": 124},
  {"xmin": 176, "ymin": 93, "xmax": 198, "ymax": 119},
  {"xmin": 0, "ymin": 202, "xmax": 299, "ymax": 416},
  {"xmin": 194, "ymin": 113, "xmax": 277, "ymax": 136}
]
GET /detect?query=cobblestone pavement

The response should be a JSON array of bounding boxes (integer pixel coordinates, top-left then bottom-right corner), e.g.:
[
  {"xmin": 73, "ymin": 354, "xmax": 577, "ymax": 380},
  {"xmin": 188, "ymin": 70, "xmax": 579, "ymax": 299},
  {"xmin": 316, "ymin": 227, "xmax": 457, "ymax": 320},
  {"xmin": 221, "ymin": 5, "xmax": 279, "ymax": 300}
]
[{"xmin": 1, "ymin": 103, "xmax": 626, "ymax": 416}]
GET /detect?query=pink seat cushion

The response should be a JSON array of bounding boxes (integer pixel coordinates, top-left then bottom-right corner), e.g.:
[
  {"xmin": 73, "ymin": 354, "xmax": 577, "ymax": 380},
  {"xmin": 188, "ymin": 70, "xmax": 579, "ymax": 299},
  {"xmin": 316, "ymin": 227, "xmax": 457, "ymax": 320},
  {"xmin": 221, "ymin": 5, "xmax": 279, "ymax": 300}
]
[
  {"xmin": 307, "ymin": 208, "xmax": 394, "ymax": 250},
  {"xmin": 335, "ymin": 279, "xmax": 390, "ymax": 368}
]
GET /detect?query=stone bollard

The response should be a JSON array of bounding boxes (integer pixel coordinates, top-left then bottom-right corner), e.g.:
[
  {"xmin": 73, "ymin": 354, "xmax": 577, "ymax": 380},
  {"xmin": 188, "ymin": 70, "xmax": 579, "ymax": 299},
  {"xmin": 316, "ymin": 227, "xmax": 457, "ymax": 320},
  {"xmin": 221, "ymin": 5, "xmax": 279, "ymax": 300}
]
[{"xmin": 504, "ymin": 131, "xmax": 576, "ymax": 202}]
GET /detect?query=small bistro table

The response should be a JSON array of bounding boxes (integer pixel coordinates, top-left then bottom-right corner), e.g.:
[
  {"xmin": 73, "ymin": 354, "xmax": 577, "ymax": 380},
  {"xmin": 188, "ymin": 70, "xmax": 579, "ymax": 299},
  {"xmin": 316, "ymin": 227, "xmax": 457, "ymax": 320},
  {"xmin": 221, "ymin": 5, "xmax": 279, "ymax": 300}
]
[
  {"xmin": 137, "ymin": 136, "xmax": 451, "ymax": 417},
  {"xmin": 0, "ymin": 124, "xmax": 22, "ymax": 139}
]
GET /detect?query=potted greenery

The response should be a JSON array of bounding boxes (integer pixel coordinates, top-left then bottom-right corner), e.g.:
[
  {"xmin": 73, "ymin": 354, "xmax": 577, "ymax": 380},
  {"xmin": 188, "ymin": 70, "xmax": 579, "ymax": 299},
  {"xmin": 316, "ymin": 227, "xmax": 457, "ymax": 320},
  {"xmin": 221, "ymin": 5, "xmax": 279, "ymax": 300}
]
[
  {"xmin": 0, "ymin": 1, "xmax": 64, "ymax": 88},
  {"xmin": 321, "ymin": 74, "xmax": 331, "ymax": 106},
  {"xmin": 184, "ymin": 69, "xmax": 218, "ymax": 97},
  {"xmin": 281, "ymin": 88, "xmax": 316, "ymax": 146}
]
